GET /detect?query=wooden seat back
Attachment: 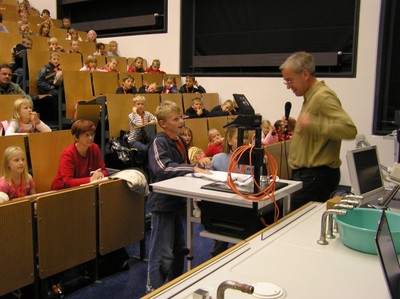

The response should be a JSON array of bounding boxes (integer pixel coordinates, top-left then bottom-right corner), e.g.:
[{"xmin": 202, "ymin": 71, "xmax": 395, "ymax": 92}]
[
  {"xmin": 202, "ymin": 93, "xmax": 220, "ymax": 111},
  {"xmin": 27, "ymin": 49, "xmax": 50, "ymax": 95},
  {"xmin": 98, "ymin": 179, "xmax": 144, "ymax": 255},
  {"xmin": 29, "ymin": 35, "xmax": 49, "ymax": 51},
  {"xmin": 0, "ymin": 199, "xmax": 34, "ymax": 296},
  {"xmin": 35, "ymin": 186, "xmax": 97, "ymax": 278},
  {"xmin": 2, "ymin": 20, "xmax": 20, "ymax": 34},
  {"xmin": 28, "ymin": 130, "xmax": 74, "ymax": 193},
  {"xmin": 92, "ymin": 71, "xmax": 119, "ymax": 96},
  {"xmin": 142, "ymin": 93, "xmax": 160, "ymax": 116},
  {"xmin": 58, "ymin": 52, "xmax": 83, "ymax": 71},
  {"xmin": 0, "ymin": 32, "xmax": 20, "ymax": 64},
  {"xmin": 160, "ymin": 93, "xmax": 183, "ymax": 113},
  {"xmin": 0, "ymin": 95, "xmax": 21, "ymax": 123},
  {"xmin": 63, "ymin": 70, "xmax": 93, "ymax": 118},
  {"xmin": 184, "ymin": 118, "xmax": 209, "ymax": 151},
  {"xmin": 106, "ymin": 93, "xmax": 133, "ymax": 138},
  {"xmin": 79, "ymin": 41, "xmax": 96, "ymax": 59},
  {"xmin": 76, "ymin": 101, "xmax": 101, "ymax": 126},
  {"xmin": 207, "ymin": 116, "xmax": 229, "ymax": 137},
  {"xmin": 142, "ymin": 73, "xmax": 163, "ymax": 87}
]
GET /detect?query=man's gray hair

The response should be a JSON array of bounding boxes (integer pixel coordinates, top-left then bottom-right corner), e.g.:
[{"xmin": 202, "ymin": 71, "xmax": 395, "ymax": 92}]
[{"xmin": 279, "ymin": 51, "xmax": 316, "ymax": 75}]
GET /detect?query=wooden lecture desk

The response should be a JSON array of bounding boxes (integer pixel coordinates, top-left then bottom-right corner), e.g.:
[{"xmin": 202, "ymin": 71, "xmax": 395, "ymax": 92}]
[
  {"xmin": 143, "ymin": 203, "xmax": 391, "ymax": 299},
  {"xmin": 150, "ymin": 175, "xmax": 302, "ymax": 269}
]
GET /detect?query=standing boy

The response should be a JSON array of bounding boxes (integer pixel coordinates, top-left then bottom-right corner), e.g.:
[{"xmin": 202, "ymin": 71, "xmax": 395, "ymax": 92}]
[{"xmin": 146, "ymin": 101, "xmax": 210, "ymax": 292}]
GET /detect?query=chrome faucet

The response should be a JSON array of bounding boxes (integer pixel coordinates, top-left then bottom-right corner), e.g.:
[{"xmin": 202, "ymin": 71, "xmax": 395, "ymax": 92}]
[
  {"xmin": 339, "ymin": 198, "xmax": 361, "ymax": 206},
  {"xmin": 328, "ymin": 204, "xmax": 355, "ymax": 236},
  {"xmin": 216, "ymin": 280, "xmax": 254, "ymax": 299},
  {"xmin": 317, "ymin": 209, "xmax": 347, "ymax": 245}
]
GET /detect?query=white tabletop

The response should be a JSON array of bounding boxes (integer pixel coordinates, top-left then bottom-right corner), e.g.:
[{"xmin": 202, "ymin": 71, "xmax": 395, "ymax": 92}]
[
  {"xmin": 146, "ymin": 203, "xmax": 390, "ymax": 299},
  {"xmin": 150, "ymin": 176, "xmax": 302, "ymax": 208}
]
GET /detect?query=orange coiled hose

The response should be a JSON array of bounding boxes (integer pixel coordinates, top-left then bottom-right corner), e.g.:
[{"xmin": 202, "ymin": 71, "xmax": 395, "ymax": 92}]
[{"xmin": 227, "ymin": 145, "xmax": 279, "ymax": 222}]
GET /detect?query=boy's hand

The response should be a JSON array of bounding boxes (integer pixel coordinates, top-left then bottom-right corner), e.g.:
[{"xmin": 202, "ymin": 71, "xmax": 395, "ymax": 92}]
[
  {"xmin": 194, "ymin": 167, "xmax": 212, "ymax": 175},
  {"xmin": 132, "ymin": 106, "xmax": 137, "ymax": 114},
  {"xmin": 214, "ymin": 137, "xmax": 224, "ymax": 145},
  {"xmin": 197, "ymin": 157, "xmax": 211, "ymax": 168}
]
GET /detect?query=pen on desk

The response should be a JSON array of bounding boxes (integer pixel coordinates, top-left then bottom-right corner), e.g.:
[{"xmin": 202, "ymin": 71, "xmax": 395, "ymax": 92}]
[{"xmin": 90, "ymin": 168, "xmax": 102, "ymax": 176}]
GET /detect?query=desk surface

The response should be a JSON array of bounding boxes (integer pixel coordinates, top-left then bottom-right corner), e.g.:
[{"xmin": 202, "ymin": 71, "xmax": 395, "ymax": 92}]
[
  {"xmin": 144, "ymin": 203, "xmax": 390, "ymax": 299},
  {"xmin": 150, "ymin": 176, "xmax": 302, "ymax": 208}
]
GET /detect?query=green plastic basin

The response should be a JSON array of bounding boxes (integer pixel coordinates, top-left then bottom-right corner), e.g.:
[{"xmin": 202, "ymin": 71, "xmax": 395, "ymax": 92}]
[{"xmin": 334, "ymin": 208, "xmax": 400, "ymax": 254}]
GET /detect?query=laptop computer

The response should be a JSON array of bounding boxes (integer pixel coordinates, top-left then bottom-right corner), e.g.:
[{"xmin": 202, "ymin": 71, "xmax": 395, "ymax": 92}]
[
  {"xmin": 375, "ymin": 210, "xmax": 400, "ymax": 299},
  {"xmin": 346, "ymin": 145, "xmax": 400, "ymax": 208}
]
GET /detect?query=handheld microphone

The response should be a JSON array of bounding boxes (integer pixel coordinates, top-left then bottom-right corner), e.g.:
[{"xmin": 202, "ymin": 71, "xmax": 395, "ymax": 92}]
[{"xmin": 284, "ymin": 102, "xmax": 292, "ymax": 134}]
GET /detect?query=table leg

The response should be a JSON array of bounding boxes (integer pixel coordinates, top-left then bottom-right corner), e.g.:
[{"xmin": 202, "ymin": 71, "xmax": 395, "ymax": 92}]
[
  {"xmin": 186, "ymin": 197, "xmax": 193, "ymax": 271},
  {"xmin": 282, "ymin": 195, "xmax": 291, "ymax": 216}
]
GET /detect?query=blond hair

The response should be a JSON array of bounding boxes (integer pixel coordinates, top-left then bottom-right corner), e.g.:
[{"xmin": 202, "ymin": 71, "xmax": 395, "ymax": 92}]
[
  {"xmin": 109, "ymin": 40, "xmax": 118, "ymax": 47},
  {"xmin": 208, "ymin": 128, "xmax": 220, "ymax": 142},
  {"xmin": 222, "ymin": 99, "xmax": 234, "ymax": 110},
  {"xmin": 156, "ymin": 100, "xmax": 181, "ymax": 122},
  {"xmin": 151, "ymin": 59, "xmax": 161, "ymax": 67},
  {"xmin": 48, "ymin": 37, "xmax": 58, "ymax": 45},
  {"xmin": 191, "ymin": 97, "xmax": 203, "ymax": 105},
  {"xmin": 84, "ymin": 55, "xmax": 97, "ymax": 65},
  {"xmin": 261, "ymin": 119, "xmax": 272, "ymax": 127},
  {"xmin": 132, "ymin": 94, "xmax": 146, "ymax": 105},
  {"xmin": 1, "ymin": 146, "xmax": 30, "ymax": 183},
  {"xmin": 12, "ymin": 98, "xmax": 33, "ymax": 121}
]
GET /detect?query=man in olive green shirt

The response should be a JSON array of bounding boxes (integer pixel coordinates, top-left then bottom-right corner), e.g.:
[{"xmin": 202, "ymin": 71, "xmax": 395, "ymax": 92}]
[{"xmin": 280, "ymin": 51, "xmax": 357, "ymax": 211}]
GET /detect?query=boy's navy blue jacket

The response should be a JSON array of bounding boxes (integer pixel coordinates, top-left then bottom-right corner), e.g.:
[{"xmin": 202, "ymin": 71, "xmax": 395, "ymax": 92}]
[
  {"xmin": 115, "ymin": 86, "xmax": 137, "ymax": 94},
  {"xmin": 37, "ymin": 62, "xmax": 60, "ymax": 93},
  {"xmin": 210, "ymin": 105, "xmax": 229, "ymax": 117},
  {"xmin": 185, "ymin": 107, "xmax": 210, "ymax": 118},
  {"xmin": 147, "ymin": 132, "xmax": 194, "ymax": 212}
]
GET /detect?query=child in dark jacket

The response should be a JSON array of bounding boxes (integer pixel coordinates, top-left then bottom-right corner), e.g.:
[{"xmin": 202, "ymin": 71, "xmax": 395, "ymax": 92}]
[
  {"xmin": 116, "ymin": 74, "xmax": 137, "ymax": 94},
  {"xmin": 210, "ymin": 99, "xmax": 234, "ymax": 117},
  {"xmin": 146, "ymin": 101, "xmax": 210, "ymax": 292},
  {"xmin": 185, "ymin": 97, "xmax": 210, "ymax": 118},
  {"xmin": 179, "ymin": 75, "xmax": 206, "ymax": 93},
  {"xmin": 37, "ymin": 51, "xmax": 63, "ymax": 120}
]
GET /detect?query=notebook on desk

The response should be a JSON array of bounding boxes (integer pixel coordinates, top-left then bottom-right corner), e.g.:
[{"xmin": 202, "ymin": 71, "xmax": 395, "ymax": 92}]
[
  {"xmin": 201, "ymin": 181, "xmax": 288, "ymax": 195},
  {"xmin": 375, "ymin": 210, "xmax": 400, "ymax": 299}
]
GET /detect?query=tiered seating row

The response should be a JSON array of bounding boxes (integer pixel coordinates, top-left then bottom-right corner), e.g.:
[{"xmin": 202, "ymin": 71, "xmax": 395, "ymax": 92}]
[
  {"xmin": 0, "ymin": 180, "xmax": 145, "ymax": 296},
  {"xmin": 0, "ymin": 132, "xmax": 145, "ymax": 296}
]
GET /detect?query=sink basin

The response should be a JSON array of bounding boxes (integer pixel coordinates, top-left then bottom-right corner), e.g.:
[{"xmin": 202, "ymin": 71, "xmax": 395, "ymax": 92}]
[{"xmin": 334, "ymin": 208, "xmax": 400, "ymax": 254}]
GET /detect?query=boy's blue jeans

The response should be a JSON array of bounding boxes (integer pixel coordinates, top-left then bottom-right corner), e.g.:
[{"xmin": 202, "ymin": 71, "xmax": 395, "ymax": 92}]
[{"xmin": 146, "ymin": 210, "xmax": 186, "ymax": 292}]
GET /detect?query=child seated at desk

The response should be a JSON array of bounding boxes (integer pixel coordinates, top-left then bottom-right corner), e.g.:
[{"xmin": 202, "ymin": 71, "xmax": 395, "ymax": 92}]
[
  {"xmin": 146, "ymin": 100, "xmax": 210, "ymax": 292},
  {"xmin": 127, "ymin": 95, "xmax": 157, "ymax": 164},
  {"xmin": 116, "ymin": 74, "xmax": 137, "ymax": 94},
  {"xmin": 205, "ymin": 128, "xmax": 224, "ymax": 157},
  {"xmin": 6, "ymin": 98, "xmax": 51, "ymax": 135},
  {"xmin": 210, "ymin": 99, "xmax": 234, "ymax": 117},
  {"xmin": 0, "ymin": 146, "xmax": 36, "ymax": 201},
  {"xmin": 185, "ymin": 97, "xmax": 210, "ymax": 118}
]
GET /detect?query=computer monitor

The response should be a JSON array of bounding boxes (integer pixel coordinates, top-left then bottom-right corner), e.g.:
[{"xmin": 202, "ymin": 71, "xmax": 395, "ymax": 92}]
[{"xmin": 346, "ymin": 145, "xmax": 385, "ymax": 202}]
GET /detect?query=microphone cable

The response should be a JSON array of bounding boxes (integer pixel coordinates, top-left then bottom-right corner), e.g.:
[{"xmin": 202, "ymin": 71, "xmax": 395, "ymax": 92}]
[{"xmin": 226, "ymin": 145, "xmax": 280, "ymax": 223}]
